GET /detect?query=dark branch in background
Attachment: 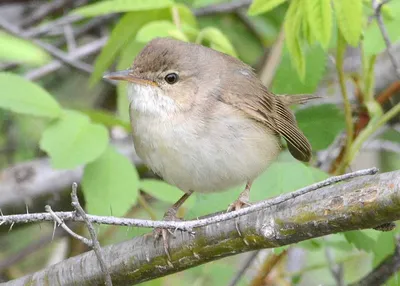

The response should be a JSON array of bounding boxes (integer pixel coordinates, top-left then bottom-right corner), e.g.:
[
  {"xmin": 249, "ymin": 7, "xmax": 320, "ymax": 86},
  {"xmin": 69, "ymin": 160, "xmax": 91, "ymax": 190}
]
[
  {"xmin": 0, "ymin": 19, "xmax": 95, "ymax": 74},
  {"xmin": 3, "ymin": 170, "xmax": 400, "ymax": 285},
  {"xmin": 20, "ymin": 0, "xmax": 85, "ymax": 28},
  {"xmin": 193, "ymin": 0, "xmax": 251, "ymax": 16},
  {"xmin": 372, "ymin": 0, "xmax": 400, "ymax": 79},
  {"xmin": 228, "ymin": 251, "xmax": 260, "ymax": 286},
  {"xmin": 351, "ymin": 236, "xmax": 400, "ymax": 286}
]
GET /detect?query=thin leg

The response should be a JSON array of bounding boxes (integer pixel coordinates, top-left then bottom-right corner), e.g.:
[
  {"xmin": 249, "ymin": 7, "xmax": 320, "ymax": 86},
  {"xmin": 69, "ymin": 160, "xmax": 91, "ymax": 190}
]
[
  {"xmin": 227, "ymin": 181, "xmax": 252, "ymax": 212},
  {"xmin": 153, "ymin": 190, "xmax": 194, "ymax": 260}
]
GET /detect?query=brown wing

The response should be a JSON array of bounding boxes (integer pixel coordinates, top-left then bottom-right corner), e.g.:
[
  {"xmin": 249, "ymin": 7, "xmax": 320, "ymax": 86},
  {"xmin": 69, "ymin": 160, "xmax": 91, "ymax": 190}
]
[{"xmin": 218, "ymin": 67, "xmax": 314, "ymax": 162}]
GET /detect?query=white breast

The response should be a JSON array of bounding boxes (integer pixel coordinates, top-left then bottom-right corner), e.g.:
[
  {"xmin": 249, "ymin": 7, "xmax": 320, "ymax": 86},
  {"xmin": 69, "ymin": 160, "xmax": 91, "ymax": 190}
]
[{"xmin": 128, "ymin": 84, "xmax": 280, "ymax": 193}]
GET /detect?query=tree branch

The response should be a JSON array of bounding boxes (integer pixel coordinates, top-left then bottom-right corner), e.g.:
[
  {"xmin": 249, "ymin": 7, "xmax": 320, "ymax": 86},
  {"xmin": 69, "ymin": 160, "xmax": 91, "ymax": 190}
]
[
  {"xmin": 351, "ymin": 236, "xmax": 400, "ymax": 286},
  {"xmin": 4, "ymin": 169, "xmax": 400, "ymax": 285}
]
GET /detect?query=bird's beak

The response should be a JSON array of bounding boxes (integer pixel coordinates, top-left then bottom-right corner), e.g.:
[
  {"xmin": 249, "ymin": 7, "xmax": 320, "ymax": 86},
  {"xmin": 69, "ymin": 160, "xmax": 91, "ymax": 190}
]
[{"xmin": 103, "ymin": 70, "xmax": 157, "ymax": 86}]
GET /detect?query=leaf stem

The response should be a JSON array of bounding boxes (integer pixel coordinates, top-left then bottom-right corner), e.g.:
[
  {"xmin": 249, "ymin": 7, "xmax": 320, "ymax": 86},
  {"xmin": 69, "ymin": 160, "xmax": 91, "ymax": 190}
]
[
  {"xmin": 346, "ymin": 102, "xmax": 400, "ymax": 165},
  {"xmin": 335, "ymin": 29, "xmax": 354, "ymax": 174}
]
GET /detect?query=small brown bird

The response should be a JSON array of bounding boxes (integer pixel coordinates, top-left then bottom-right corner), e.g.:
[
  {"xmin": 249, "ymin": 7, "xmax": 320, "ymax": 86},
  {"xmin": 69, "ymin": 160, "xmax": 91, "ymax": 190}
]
[{"xmin": 104, "ymin": 37, "xmax": 315, "ymax": 252}]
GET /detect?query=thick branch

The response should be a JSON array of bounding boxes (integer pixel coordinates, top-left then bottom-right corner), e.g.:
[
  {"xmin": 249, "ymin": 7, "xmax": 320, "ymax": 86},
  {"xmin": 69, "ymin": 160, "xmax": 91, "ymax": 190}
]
[{"xmin": 5, "ymin": 170, "xmax": 400, "ymax": 286}]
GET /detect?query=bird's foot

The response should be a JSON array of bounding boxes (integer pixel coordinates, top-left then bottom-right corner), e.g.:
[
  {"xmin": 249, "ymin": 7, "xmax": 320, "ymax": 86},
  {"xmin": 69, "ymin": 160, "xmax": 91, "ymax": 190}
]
[
  {"xmin": 227, "ymin": 197, "xmax": 251, "ymax": 212},
  {"xmin": 153, "ymin": 211, "xmax": 183, "ymax": 261},
  {"xmin": 227, "ymin": 181, "xmax": 252, "ymax": 212}
]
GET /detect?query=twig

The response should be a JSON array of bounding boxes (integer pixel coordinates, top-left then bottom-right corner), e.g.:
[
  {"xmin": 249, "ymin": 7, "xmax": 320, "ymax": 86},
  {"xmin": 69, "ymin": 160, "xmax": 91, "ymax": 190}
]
[
  {"xmin": 45, "ymin": 205, "xmax": 92, "ymax": 246},
  {"xmin": 250, "ymin": 250, "xmax": 288, "ymax": 286},
  {"xmin": 0, "ymin": 168, "xmax": 379, "ymax": 232},
  {"xmin": 0, "ymin": 228, "xmax": 65, "ymax": 271},
  {"xmin": 335, "ymin": 29, "xmax": 355, "ymax": 174},
  {"xmin": 350, "ymin": 236, "xmax": 400, "ymax": 286},
  {"xmin": 63, "ymin": 24, "xmax": 77, "ymax": 51},
  {"xmin": 363, "ymin": 139, "xmax": 400, "ymax": 153},
  {"xmin": 70, "ymin": 183, "xmax": 112, "ymax": 286},
  {"xmin": 227, "ymin": 251, "xmax": 260, "ymax": 286},
  {"xmin": 372, "ymin": 0, "xmax": 400, "ymax": 79},
  {"xmin": 24, "ymin": 14, "xmax": 83, "ymax": 37},
  {"xmin": 24, "ymin": 36, "xmax": 108, "ymax": 81},
  {"xmin": 193, "ymin": 0, "xmax": 252, "ymax": 16},
  {"xmin": 325, "ymin": 244, "xmax": 345, "ymax": 286},
  {"xmin": 259, "ymin": 27, "xmax": 285, "ymax": 87},
  {"xmin": 0, "ymin": 18, "xmax": 94, "ymax": 75},
  {"xmin": 20, "ymin": 0, "xmax": 75, "ymax": 28}
]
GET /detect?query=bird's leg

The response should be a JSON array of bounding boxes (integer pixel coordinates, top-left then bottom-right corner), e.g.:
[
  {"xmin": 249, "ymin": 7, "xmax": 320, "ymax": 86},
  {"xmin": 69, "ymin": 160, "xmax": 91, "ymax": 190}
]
[
  {"xmin": 153, "ymin": 190, "xmax": 193, "ymax": 260},
  {"xmin": 227, "ymin": 181, "xmax": 252, "ymax": 212}
]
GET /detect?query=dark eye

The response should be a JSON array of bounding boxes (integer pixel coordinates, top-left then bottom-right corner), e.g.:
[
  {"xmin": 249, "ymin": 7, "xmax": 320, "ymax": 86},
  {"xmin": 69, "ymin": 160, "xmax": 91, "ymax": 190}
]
[{"xmin": 164, "ymin": 73, "xmax": 179, "ymax": 84}]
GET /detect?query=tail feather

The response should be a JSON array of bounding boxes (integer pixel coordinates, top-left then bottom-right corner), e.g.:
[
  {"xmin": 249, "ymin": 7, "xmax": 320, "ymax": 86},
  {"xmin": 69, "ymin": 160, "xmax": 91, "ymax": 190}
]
[{"xmin": 279, "ymin": 94, "xmax": 320, "ymax": 106}]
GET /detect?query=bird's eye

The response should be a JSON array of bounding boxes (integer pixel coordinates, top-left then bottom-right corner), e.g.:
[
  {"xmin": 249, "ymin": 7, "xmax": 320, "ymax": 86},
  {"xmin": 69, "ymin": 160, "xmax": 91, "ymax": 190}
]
[{"xmin": 164, "ymin": 73, "xmax": 179, "ymax": 84}]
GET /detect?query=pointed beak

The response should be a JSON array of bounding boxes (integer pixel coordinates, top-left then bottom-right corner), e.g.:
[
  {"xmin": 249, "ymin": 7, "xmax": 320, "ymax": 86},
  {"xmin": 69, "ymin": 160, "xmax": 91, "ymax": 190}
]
[{"xmin": 103, "ymin": 70, "xmax": 157, "ymax": 86}]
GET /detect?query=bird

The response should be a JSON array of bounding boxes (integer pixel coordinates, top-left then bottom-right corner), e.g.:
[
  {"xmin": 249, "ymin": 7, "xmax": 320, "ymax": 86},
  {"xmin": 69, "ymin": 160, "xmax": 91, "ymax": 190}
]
[{"xmin": 104, "ymin": 37, "xmax": 316, "ymax": 257}]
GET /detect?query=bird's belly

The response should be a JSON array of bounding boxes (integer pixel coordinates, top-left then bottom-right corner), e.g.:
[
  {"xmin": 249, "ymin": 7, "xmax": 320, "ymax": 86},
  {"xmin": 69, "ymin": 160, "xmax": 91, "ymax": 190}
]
[{"xmin": 132, "ymin": 114, "xmax": 280, "ymax": 193}]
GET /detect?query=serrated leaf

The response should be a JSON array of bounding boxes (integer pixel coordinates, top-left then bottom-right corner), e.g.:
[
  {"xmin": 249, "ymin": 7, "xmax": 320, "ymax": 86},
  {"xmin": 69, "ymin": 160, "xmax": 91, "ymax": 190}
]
[
  {"xmin": 90, "ymin": 10, "xmax": 169, "ymax": 86},
  {"xmin": 306, "ymin": 0, "xmax": 332, "ymax": 48},
  {"xmin": 284, "ymin": 0, "xmax": 305, "ymax": 79},
  {"xmin": 40, "ymin": 110, "xmax": 109, "ymax": 169},
  {"xmin": 0, "ymin": 72, "xmax": 61, "ymax": 118},
  {"xmin": 272, "ymin": 44, "xmax": 326, "ymax": 94},
  {"xmin": 344, "ymin": 230, "xmax": 377, "ymax": 252},
  {"xmin": 198, "ymin": 27, "xmax": 237, "ymax": 57},
  {"xmin": 0, "ymin": 32, "xmax": 50, "ymax": 65},
  {"xmin": 295, "ymin": 104, "xmax": 345, "ymax": 151},
  {"xmin": 332, "ymin": 0, "xmax": 362, "ymax": 46},
  {"xmin": 248, "ymin": 0, "xmax": 287, "ymax": 16},
  {"xmin": 140, "ymin": 179, "xmax": 195, "ymax": 208},
  {"xmin": 73, "ymin": 0, "xmax": 173, "ymax": 17},
  {"xmin": 82, "ymin": 145, "xmax": 139, "ymax": 216},
  {"xmin": 136, "ymin": 21, "xmax": 188, "ymax": 43}
]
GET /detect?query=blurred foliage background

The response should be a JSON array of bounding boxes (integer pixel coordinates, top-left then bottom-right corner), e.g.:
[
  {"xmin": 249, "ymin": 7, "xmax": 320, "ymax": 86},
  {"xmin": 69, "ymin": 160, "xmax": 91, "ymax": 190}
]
[{"xmin": 0, "ymin": 0, "xmax": 400, "ymax": 285}]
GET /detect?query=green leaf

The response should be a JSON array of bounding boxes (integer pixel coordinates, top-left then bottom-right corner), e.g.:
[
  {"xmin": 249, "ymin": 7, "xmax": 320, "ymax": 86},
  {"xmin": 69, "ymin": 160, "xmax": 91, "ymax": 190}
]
[
  {"xmin": 73, "ymin": 0, "xmax": 173, "ymax": 17},
  {"xmin": 332, "ymin": 0, "xmax": 362, "ymax": 46},
  {"xmin": 0, "ymin": 32, "xmax": 50, "ymax": 65},
  {"xmin": 173, "ymin": 3, "xmax": 198, "ymax": 28},
  {"xmin": 197, "ymin": 27, "xmax": 237, "ymax": 57},
  {"xmin": 191, "ymin": 161, "xmax": 328, "ymax": 218},
  {"xmin": 90, "ymin": 10, "xmax": 169, "ymax": 86},
  {"xmin": 40, "ymin": 110, "xmax": 109, "ymax": 169},
  {"xmin": 344, "ymin": 230, "xmax": 377, "ymax": 252},
  {"xmin": 251, "ymin": 161, "xmax": 329, "ymax": 201},
  {"xmin": 116, "ymin": 40, "xmax": 146, "ymax": 121},
  {"xmin": 82, "ymin": 145, "xmax": 139, "ymax": 216},
  {"xmin": 373, "ymin": 231, "xmax": 396, "ymax": 266},
  {"xmin": 284, "ymin": 0, "xmax": 305, "ymax": 79},
  {"xmin": 248, "ymin": 0, "xmax": 287, "ymax": 16},
  {"xmin": 364, "ymin": 15, "xmax": 400, "ymax": 56},
  {"xmin": 136, "ymin": 21, "xmax": 188, "ymax": 43},
  {"xmin": 80, "ymin": 109, "xmax": 131, "ymax": 131},
  {"xmin": 0, "ymin": 72, "xmax": 61, "ymax": 118},
  {"xmin": 140, "ymin": 179, "xmax": 195, "ymax": 208},
  {"xmin": 306, "ymin": 0, "xmax": 332, "ymax": 48},
  {"xmin": 272, "ymin": 44, "xmax": 326, "ymax": 94},
  {"xmin": 295, "ymin": 104, "xmax": 345, "ymax": 151}
]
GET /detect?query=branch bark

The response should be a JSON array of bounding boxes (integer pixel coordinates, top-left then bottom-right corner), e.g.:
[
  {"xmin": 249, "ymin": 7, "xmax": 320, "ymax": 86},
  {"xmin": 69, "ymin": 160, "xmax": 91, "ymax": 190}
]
[{"xmin": 5, "ymin": 170, "xmax": 400, "ymax": 286}]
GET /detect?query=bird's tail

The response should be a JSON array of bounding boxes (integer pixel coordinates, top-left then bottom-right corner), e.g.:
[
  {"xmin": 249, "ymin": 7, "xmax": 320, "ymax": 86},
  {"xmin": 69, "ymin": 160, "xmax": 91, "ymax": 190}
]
[{"xmin": 279, "ymin": 94, "xmax": 320, "ymax": 106}]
